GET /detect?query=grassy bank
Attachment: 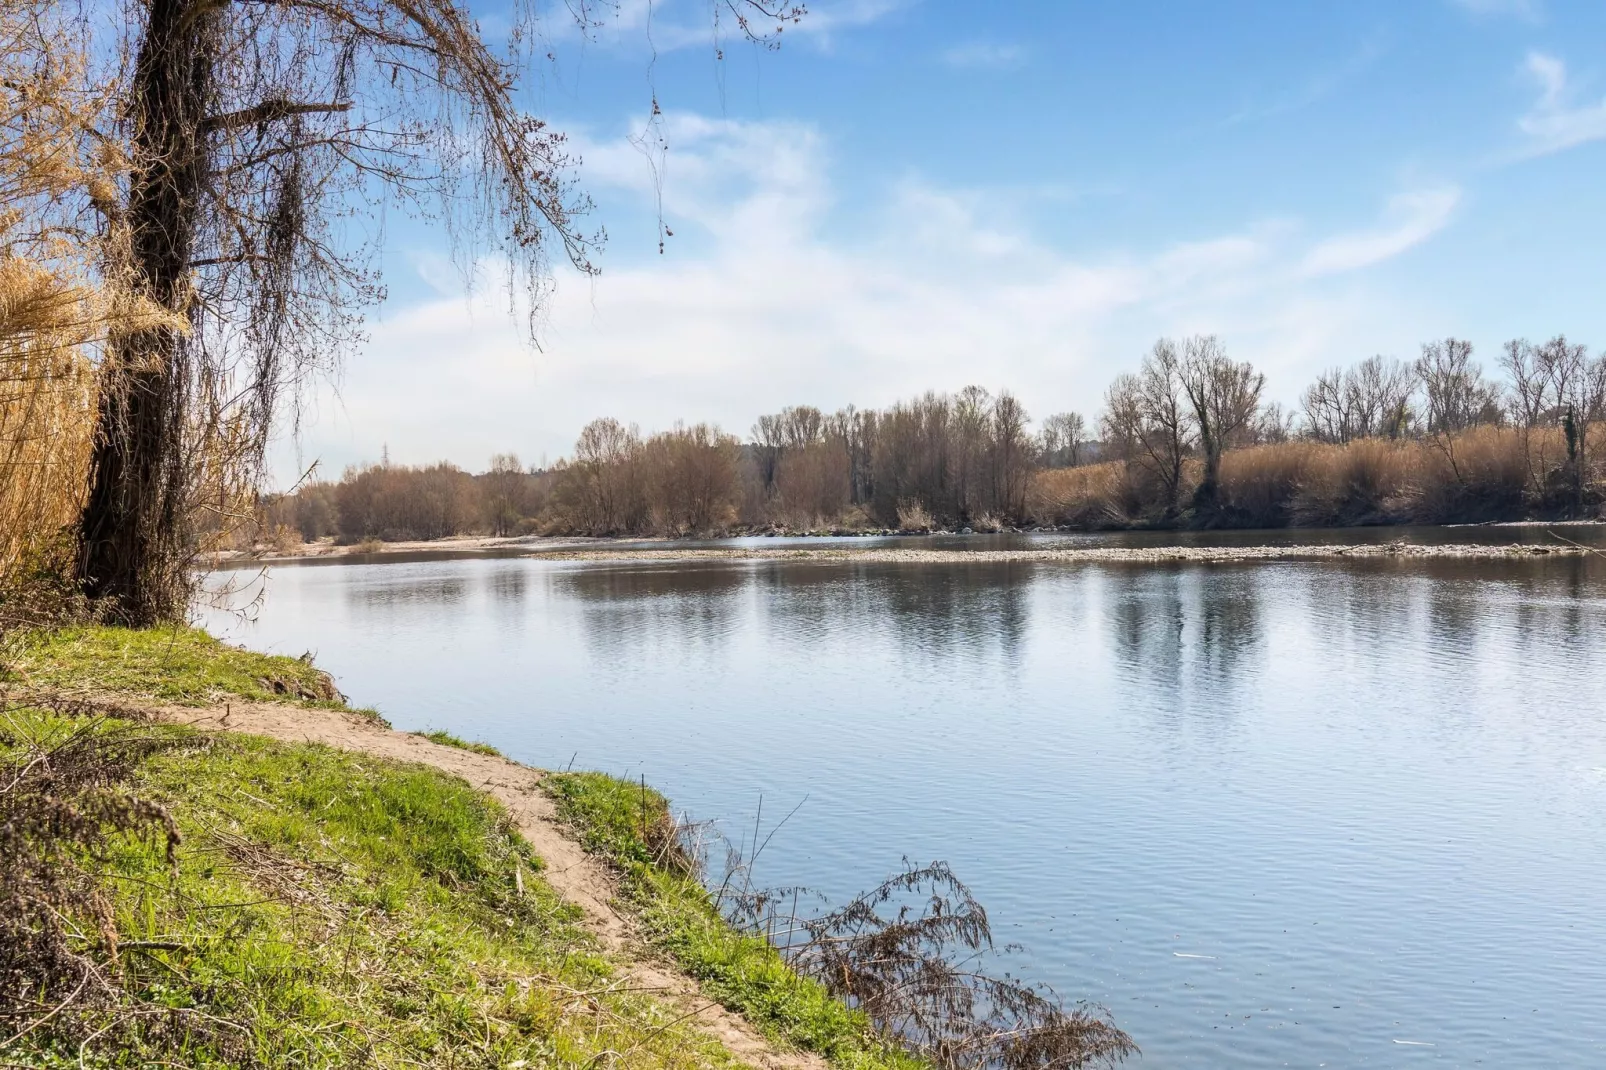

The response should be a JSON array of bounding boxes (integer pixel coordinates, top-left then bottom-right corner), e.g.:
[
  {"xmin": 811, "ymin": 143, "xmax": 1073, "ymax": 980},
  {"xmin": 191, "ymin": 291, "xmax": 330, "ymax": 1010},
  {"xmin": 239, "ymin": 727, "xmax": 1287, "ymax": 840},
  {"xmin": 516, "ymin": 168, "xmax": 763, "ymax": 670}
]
[
  {"xmin": 3, "ymin": 706, "xmax": 759, "ymax": 1068},
  {"xmin": 0, "ymin": 628, "xmax": 920, "ymax": 1068},
  {"xmin": 1, "ymin": 624, "xmax": 356, "ymax": 709},
  {"xmin": 546, "ymin": 772, "xmax": 923, "ymax": 1070}
]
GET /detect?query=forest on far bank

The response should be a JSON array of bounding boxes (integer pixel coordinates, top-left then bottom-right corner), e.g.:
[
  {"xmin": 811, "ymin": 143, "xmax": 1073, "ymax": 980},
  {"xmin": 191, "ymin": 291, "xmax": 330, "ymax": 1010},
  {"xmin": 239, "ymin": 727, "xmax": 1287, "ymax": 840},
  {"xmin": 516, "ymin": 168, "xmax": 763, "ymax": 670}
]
[{"xmin": 257, "ymin": 333, "xmax": 1606, "ymax": 546}]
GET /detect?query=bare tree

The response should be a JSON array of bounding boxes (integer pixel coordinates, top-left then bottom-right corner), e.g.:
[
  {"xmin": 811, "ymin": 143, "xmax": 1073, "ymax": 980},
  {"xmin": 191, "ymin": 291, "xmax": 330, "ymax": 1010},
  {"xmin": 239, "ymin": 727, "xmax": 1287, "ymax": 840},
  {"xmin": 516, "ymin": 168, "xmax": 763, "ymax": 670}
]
[
  {"xmin": 753, "ymin": 404, "xmax": 828, "ymax": 499},
  {"xmin": 641, "ymin": 423, "xmax": 742, "ymax": 534},
  {"xmin": 826, "ymin": 405, "xmax": 877, "ymax": 507},
  {"xmin": 563, "ymin": 417, "xmax": 644, "ymax": 534},
  {"xmin": 482, "ymin": 453, "xmax": 525, "ymax": 537},
  {"xmin": 1301, "ymin": 356, "xmax": 1415, "ymax": 443},
  {"xmin": 335, "ymin": 460, "xmax": 478, "ymax": 541},
  {"xmin": 1522, "ymin": 335, "xmax": 1606, "ymax": 512},
  {"xmin": 1501, "ymin": 339, "xmax": 1546, "ymax": 429},
  {"xmin": 1038, "ymin": 412, "xmax": 1086, "ymax": 468},
  {"xmin": 951, "ymin": 385, "xmax": 992, "ymax": 519},
  {"xmin": 775, "ymin": 439, "xmax": 850, "ymax": 525},
  {"xmin": 1102, "ymin": 340, "xmax": 1192, "ymax": 518},
  {"xmin": 752, "ymin": 413, "xmax": 786, "ymax": 495},
  {"xmin": 778, "ymin": 405, "xmax": 827, "ymax": 448},
  {"xmin": 75, "ymin": 0, "xmax": 804, "ymax": 623},
  {"xmin": 988, "ymin": 391, "xmax": 1033, "ymax": 520},
  {"xmin": 1252, "ymin": 401, "xmax": 1296, "ymax": 445},
  {"xmin": 1561, "ymin": 350, "xmax": 1606, "ymax": 512},
  {"xmin": 1179, "ymin": 335, "xmax": 1263, "ymax": 513},
  {"xmin": 1501, "ymin": 338, "xmax": 1554, "ymax": 494},
  {"xmin": 1352, "ymin": 355, "xmax": 1416, "ymax": 440},
  {"xmin": 1300, "ymin": 368, "xmax": 1351, "ymax": 444},
  {"xmin": 1416, "ymin": 339, "xmax": 1500, "ymax": 435},
  {"xmin": 1413, "ymin": 338, "xmax": 1502, "ymax": 488}
]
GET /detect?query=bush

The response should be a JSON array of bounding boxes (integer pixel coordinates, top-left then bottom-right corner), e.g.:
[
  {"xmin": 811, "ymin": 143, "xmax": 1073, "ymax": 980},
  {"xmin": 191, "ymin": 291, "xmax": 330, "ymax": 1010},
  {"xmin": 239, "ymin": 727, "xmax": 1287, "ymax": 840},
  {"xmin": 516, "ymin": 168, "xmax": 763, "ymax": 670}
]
[
  {"xmin": 896, "ymin": 500, "xmax": 934, "ymax": 533},
  {"xmin": 334, "ymin": 462, "xmax": 480, "ymax": 542}
]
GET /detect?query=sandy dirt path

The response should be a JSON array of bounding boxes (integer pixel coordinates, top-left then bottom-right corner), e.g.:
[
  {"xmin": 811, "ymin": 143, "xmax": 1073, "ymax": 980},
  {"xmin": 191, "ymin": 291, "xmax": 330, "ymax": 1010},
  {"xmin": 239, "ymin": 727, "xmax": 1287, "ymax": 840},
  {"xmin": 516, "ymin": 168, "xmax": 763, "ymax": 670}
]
[{"xmin": 43, "ymin": 694, "xmax": 826, "ymax": 1070}]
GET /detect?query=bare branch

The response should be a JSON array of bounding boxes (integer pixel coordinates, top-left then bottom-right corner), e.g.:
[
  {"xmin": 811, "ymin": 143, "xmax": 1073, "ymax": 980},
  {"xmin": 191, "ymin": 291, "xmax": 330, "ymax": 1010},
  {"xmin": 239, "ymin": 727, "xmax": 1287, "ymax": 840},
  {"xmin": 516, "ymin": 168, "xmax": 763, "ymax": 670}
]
[{"xmin": 200, "ymin": 99, "xmax": 351, "ymax": 134}]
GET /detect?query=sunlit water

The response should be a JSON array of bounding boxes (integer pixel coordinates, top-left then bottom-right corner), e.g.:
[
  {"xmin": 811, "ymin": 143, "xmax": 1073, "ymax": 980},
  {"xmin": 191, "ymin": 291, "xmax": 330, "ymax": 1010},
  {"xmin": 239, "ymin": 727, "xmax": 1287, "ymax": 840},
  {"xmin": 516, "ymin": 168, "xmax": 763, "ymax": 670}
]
[{"xmin": 203, "ymin": 534, "xmax": 1606, "ymax": 1068}]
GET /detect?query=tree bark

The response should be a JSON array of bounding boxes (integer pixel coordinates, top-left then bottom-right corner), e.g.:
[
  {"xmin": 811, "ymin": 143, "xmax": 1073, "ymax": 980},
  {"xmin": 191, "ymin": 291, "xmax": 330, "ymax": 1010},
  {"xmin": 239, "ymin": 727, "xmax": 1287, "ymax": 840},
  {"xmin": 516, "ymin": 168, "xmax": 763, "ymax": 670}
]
[{"xmin": 77, "ymin": 0, "xmax": 218, "ymax": 624}]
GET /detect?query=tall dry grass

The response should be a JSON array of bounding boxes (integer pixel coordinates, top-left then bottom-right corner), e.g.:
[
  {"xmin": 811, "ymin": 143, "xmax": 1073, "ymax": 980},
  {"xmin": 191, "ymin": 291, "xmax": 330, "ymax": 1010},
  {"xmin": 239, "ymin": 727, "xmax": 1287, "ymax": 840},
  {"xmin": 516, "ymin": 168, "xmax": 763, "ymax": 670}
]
[
  {"xmin": 0, "ymin": 260, "xmax": 98, "ymax": 597},
  {"xmin": 0, "ymin": 1, "xmax": 185, "ymax": 619},
  {"xmin": 1025, "ymin": 462, "xmax": 1134, "ymax": 528},
  {"xmin": 1030, "ymin": 424, "xmax": 1602, "ymax": 529}
]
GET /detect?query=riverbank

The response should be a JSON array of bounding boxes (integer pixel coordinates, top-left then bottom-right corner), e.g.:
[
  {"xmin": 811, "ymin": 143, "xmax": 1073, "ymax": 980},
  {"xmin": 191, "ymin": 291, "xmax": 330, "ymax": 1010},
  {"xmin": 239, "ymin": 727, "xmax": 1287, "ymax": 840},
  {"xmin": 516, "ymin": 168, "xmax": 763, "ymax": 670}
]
[
  {"xmin": 0, "ymin": 627, "xmax": 915, "ymax": 1069},
  {"xmin": 213, "ymin": 526, "xmax": 1604, "ymax": 571},
  {"xmin": 526, "ymin": 541, "xmax": 1591, "ymax": 565},
  {"xmin": 212, "ymin": 532, "xmax": 568, "ymax": 562}
]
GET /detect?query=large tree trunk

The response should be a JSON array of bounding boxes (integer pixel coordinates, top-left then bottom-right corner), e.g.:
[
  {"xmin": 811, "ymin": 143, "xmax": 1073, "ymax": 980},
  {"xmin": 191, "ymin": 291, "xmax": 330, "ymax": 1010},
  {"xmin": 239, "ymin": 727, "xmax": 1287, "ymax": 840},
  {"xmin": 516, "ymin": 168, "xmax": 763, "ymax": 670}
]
[{"xmin": 77, "ymin": 0, "xmax": 216, "ymax": 625}]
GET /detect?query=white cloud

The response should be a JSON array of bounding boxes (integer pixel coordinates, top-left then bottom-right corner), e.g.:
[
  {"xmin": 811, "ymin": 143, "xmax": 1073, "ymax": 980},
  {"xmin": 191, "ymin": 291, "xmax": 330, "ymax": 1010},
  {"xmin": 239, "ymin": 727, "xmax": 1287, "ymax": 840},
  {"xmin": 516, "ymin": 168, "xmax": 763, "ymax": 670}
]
[
  {"xmin": 940, "ymin": 41, "xmax": 1027, "ymax": 71},
  {"xmin": 791, "ymin": 0, "xmax": 912, "ymax": 42},
  {"xmin": 1298, "ymin": 187, "xmax": 1460, "ymax": 277},
  {"xmin": 273, "ymin": 116, "xmax": 1461, "ymax": 480},
  {"xmin": 1517, "ymin": 52, "xmax": 1606, "ymax": 156}
]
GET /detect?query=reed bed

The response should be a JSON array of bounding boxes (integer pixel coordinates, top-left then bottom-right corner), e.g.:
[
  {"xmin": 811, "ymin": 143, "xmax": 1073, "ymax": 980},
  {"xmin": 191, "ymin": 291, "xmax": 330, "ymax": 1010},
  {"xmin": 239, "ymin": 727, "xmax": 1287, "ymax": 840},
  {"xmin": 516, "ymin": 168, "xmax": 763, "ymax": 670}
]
[
  {"xmin": 1027, "ymin": 425, "xmax": 1600, "ymax": 529},
  {"xmin": 0, "ymin": 259, "xmax": 98, "ymax": 612}
]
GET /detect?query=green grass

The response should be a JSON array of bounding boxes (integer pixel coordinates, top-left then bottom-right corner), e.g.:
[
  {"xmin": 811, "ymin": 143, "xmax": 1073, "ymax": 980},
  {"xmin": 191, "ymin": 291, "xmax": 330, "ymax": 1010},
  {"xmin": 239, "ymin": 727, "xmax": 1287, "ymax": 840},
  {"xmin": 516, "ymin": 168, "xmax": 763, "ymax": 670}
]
[
  {"xmin": 3, "ymin": 627, "xmax": 926, "ymax": 1067},
  {"xmin": 2, "ymin": 707, "xmax": 745, "ymax": 1069},
  {"xmin": 1, "ymin": 624, "xmax": 379, "ymax": 716},
  {"xmin": 412, "ymin": 729, "xmax": 503, "ymax": 757},
  {"xmin": 544, "ymin": 772, "xmax": 925, "ymax": 1070}
]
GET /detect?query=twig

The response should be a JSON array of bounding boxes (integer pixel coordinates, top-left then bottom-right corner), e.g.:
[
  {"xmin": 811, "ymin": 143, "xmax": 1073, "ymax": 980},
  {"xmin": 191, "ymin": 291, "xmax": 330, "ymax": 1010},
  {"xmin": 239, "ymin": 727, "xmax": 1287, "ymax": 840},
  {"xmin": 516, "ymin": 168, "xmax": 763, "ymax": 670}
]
[{"xmin": 1546, "ymin": 528, "xmax": 1606, "ymax": 557}]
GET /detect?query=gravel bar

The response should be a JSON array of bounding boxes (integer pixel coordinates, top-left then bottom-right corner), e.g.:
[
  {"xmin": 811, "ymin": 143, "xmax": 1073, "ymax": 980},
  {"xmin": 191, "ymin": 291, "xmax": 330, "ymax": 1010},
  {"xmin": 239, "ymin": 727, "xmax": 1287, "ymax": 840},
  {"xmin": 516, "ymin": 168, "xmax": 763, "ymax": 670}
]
[{"xmin": 526, "ymin": 542, "xmax": 1591, "ymax": 565}]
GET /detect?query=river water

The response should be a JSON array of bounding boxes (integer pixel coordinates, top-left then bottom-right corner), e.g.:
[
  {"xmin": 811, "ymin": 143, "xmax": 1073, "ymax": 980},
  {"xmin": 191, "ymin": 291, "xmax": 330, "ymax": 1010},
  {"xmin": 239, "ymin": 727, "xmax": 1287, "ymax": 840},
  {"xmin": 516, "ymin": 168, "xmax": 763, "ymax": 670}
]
[{"xmin": 204, "ymin": 530, "xmax": 1606, "ymax": 1068}]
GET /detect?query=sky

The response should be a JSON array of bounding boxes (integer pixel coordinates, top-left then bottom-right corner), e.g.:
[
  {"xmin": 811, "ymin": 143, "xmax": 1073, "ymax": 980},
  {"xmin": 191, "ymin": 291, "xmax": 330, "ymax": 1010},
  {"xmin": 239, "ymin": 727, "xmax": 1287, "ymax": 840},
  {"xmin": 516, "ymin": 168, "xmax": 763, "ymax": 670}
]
[{"xmin": 275, "ymin": 0, "xmax": 1606, "ymax": 482}]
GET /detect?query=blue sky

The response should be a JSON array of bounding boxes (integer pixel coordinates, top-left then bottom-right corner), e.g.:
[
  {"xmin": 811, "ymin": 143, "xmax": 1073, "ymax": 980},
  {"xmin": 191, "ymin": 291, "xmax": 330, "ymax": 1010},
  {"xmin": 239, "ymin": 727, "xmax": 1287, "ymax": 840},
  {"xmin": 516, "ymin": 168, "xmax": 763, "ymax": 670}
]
[{"xmin": 281, "ymin": 0, "xmax": 1606, "ymax": 479}]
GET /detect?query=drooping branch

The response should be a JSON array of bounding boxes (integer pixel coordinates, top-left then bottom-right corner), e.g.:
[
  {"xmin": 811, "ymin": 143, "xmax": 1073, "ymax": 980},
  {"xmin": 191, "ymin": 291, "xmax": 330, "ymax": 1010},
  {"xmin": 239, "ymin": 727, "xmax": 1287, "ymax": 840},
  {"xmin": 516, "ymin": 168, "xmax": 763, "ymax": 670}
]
[
  {"xmin": 200, "ymin": 99, "xmax": 351, "ymax": 134},
  {"xmin": 68, "ymin": 0, "xmax": 804, "ymax": 622}
]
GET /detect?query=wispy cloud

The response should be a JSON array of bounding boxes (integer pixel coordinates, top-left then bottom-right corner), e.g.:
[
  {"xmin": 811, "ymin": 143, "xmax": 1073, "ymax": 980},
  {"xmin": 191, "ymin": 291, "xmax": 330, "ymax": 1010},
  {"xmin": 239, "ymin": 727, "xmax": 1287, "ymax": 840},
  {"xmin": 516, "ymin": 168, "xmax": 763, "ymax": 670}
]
[
  {"xmin": 1299, "ymin": 188, "xmax": 1460, "ymax": 277},
  {"xmin": 278, "ymin": 116, "xmax": 1463, "ymax": 478},
  {"xmin": 1517, "ymin": 51, "xmax": 1606, "ymax": 156},
  {"xmin": 795, "ymin": 0, "xmax": 913, "ymax": 42},
  {"xmin": 940, "ymin": 41, "xmax": 1027, "ymax": 71},
  {"xmin": 1220, "ymin": 37, "xmax": 1388, "ymax": 129}
]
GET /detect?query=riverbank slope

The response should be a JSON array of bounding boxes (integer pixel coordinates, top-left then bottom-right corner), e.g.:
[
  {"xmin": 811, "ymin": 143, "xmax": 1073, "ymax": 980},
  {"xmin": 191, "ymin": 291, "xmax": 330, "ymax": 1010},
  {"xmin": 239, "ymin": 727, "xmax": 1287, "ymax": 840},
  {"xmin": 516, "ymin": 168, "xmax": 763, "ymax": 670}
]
[{"xmin": 0, "ymin": 627, "xmax": 915, "ymax": 1069}]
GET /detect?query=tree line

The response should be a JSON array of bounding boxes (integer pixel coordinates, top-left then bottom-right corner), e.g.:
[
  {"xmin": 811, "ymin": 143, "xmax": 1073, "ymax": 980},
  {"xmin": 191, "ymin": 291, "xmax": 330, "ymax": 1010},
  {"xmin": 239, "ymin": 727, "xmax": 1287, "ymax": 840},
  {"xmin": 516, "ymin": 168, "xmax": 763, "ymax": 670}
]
[{"xmin": 260, "ymin": 332, "xmax": 1606, "ymax": 544}]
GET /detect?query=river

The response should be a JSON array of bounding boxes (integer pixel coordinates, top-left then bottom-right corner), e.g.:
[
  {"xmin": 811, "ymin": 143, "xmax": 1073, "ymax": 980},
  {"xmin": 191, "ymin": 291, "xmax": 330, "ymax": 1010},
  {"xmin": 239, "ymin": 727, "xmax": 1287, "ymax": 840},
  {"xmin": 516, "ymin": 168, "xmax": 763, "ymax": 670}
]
[{"xmin": 204, "ymin": 529, "xmax": 1606, "ymax": 1068}]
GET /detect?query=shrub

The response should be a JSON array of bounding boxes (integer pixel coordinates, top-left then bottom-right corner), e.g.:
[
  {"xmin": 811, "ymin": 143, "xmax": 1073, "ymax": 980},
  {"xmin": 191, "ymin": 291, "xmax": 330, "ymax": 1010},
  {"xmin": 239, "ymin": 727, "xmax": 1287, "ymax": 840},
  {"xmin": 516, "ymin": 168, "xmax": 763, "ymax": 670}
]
[
  {"xmin": 896, "ymin": 500, "xmax": 935, "ymax": 533},
  {"xmin": 334, "ymin": 462, "xmax": 480, "ymax": 542}
]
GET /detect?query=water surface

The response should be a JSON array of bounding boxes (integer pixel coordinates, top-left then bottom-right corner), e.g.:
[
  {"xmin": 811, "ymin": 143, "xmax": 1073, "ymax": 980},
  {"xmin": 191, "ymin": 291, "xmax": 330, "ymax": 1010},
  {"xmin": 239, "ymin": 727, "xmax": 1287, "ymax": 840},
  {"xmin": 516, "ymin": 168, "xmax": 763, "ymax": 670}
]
[{"xmin": 204, "ymin": 544, "xmax": 1606, "ymax": 1068}]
